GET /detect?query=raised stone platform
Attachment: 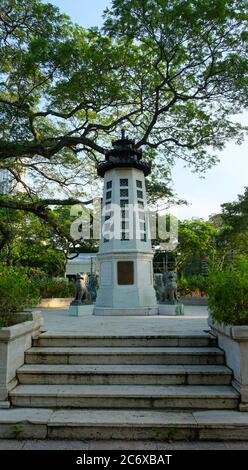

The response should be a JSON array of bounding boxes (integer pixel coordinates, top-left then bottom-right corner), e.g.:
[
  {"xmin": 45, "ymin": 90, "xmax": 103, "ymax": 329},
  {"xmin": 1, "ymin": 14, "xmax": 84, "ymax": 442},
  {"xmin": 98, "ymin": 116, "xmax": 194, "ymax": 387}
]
[
  {"xmin": 37, "ymin": 305, "xmax": 209, "ymax": 335},
  {"xmin": 159, "ymin": 304, "xmax": 184, "ymax": 316},
  {"xmin": 94, "ymin": 307, "xmax": 159, "ymax": 316}
]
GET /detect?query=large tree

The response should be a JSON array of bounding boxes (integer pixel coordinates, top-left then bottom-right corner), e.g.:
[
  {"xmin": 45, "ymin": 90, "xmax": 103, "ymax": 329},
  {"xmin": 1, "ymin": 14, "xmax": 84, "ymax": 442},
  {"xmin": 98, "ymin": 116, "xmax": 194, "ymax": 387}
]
[
  {"xmin": 211, "ymin": 187, "xmax": 248, "ymax": 265},
  {"xmin": 0, "ymin": 204, "xmax": 99, "ymax": 274},
  {"xmin": 0, "ymin": 0, "xmax": 247, "ymax": 241}
]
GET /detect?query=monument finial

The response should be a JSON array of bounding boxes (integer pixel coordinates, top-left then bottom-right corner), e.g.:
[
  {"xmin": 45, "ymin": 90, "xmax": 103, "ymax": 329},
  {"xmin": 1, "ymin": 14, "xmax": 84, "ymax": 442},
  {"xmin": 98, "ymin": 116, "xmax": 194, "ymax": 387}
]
[{"xmin": 121, "ymin": 128, "xmax": 125, "ymax": 140}]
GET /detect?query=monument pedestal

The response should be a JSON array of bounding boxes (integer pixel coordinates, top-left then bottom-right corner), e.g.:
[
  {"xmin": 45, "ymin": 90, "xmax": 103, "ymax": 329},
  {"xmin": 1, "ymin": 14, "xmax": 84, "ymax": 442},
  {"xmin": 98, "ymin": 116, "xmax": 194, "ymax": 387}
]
[
  {"xmin": 68, "ymin": 301, "xmax": 93, "ymax": 316},
  {"xmin": 94, "ymin": 251, "xmax": 157, "ymax": 316},
  {"xmin": 159, "ymin": 304, "xmax": 184, "ymax": 316},
  {"xmin": 68, "ymin": 304, "xmax": 79, "ymax": 317},
  {"xmin": 94, "ymin": 306, "xmax": 158, "ymax": 316}
]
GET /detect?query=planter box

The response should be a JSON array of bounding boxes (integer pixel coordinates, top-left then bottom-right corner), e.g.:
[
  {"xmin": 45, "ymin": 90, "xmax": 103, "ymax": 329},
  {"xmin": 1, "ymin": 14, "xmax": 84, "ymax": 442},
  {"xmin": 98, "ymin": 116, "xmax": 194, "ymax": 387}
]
[
  {"xmin": 0, "ymin": 311, "xmax": 43, "ymax": 408},
  {"xmin": 38, "ymin": 298, "xmax": 73, "ymax": 308},
  {"xmin": 209, "ymin": 316, "xmax": 248, "ymax": 411}
]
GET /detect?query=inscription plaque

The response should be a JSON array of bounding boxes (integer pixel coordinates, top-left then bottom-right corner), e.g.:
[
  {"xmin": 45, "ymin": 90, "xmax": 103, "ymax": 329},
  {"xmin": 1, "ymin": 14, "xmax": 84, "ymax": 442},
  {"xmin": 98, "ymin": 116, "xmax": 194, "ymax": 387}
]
[{"xmin": 117, "ymin": 261, "xmax": 134, "ymax": 285}]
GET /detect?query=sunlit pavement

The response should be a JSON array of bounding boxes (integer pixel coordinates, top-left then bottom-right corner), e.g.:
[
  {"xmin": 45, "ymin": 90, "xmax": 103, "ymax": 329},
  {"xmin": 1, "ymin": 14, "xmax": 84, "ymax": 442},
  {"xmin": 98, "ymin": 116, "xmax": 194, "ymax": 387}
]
[{"xmin": 37, "ymin": 305, "xmax": 209, "ymax": 336}]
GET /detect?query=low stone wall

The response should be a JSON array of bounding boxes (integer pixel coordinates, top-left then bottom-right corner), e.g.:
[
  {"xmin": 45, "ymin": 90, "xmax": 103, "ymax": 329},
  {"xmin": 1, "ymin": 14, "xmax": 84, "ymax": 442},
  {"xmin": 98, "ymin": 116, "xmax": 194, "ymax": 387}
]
[
  {"xmin": 38, "ymin": 298, "xmax": 73, "ymax": 308},
  {"xmin": 180, "ymin": 296, "xmax": 208, "ymax": 306},
  {"xmin": 0, "ymin": 311, "xmax": 43, "ymax": 408},
  {"xmin": 209, "ymin": 317, "xmax": 248, "ymax": 411}
]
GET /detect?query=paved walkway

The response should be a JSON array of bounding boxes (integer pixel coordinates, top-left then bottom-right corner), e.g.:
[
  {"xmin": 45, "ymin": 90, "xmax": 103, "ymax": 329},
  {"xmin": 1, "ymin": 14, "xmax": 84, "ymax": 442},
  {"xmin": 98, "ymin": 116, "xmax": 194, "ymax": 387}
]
[
  {"xmin": 1, "ymin": 439, "xmax": 248, "ymax": 450},
  {"xmin": 36, "ymin": 305, "xmax": 209, "ymax": 336}
]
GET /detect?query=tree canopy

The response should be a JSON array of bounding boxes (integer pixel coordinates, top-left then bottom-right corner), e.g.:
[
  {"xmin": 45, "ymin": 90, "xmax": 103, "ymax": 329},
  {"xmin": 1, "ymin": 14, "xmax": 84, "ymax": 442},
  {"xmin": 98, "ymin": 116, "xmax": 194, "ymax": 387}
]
[
  {"xmin": 0, "ymin": 0, "xmax": 247, "ymax": 241},
  {"xmin": 213, "ymin": 186, "xmax": 248, "ymax": 264}
]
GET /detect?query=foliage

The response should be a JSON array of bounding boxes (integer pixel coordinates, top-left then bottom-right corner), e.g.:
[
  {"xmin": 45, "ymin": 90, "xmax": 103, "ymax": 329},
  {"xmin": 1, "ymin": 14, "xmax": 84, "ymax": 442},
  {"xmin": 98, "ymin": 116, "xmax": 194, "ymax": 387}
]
[
  {"xmin": 178, "ymin": 220, "xmax": 217, "ymax": 263},
  {"xmin": 0, "ymin": 0, "xmax": 247, "ymax": 232},
  {"xmin": 221, "ymin": 186, "xmax": 248, "ymax": 233},
  {"xmin": 177, "ymin": 276, "xmax": 189, "ymax": 296},
  {"xmin": 104, "ymin": 0, "xmax": 248, "ymax": 163},
  {"xmin": 209, "ymin": 186, "xmax": 248, "ymax": 268},
  {"xmin": 153, "ymin": 219, "xmax": 217, "ymax": 277},
  {"xmin": 0, "ymin": 204, "xmax": 98, "ymax": 276},
  {"xmin": 36, "ymin": 279, "xmax": 74, "ymax": 299},
  {"xmin": 155, "ymin": 189, "xmax": 248, "ymax": 288},
  {"xmin": 207, "ymin": 257, "xmax": 248, "ymax": 325},
  {"xmin": 0, "ymin": 264, "xmax": 40, "ymax": 327},
  {"xmin": 0, "ymin": 206, "xmax": 68, "ymax": 275},
  {"xmin": 177, "ymin": 274, "xmax": 208, "ymax": 297},
  {"xmin": 163, "ymin": 219, "xmax": 218, "ymax": 276}
]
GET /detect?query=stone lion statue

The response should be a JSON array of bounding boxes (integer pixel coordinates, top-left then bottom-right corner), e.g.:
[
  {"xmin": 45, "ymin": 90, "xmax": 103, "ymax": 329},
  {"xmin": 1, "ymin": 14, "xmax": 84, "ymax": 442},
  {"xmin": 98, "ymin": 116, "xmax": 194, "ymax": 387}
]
[
  {"xmin": 163, "ymin": 271, "xmax": 179, "ymax": 304},
  {"xmin": 87, "ymin": 274, "xmax": 98, "ymax": 302},
  {"xmin": 73, "ymin": 272, "xmax": 91, "ymax": 303},
  {"xmin": 154, "ymin": 273, "xmax": 165, "ymax": 302}
]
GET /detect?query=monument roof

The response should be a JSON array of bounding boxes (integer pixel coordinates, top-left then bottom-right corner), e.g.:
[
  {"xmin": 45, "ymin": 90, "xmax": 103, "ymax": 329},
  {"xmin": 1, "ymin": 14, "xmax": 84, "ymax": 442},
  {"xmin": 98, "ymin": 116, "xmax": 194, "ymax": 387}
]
[{"xmin": 97, "ymin": 130, "xmax": 151, "ymax": 177}]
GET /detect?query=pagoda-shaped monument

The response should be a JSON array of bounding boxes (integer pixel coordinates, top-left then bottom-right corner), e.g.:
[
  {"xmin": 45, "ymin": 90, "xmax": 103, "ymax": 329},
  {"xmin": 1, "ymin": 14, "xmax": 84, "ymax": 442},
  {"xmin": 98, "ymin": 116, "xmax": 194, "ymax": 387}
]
[{"xmin": 94, "ymin": 131, "xmax": 158, "ymax": 315}]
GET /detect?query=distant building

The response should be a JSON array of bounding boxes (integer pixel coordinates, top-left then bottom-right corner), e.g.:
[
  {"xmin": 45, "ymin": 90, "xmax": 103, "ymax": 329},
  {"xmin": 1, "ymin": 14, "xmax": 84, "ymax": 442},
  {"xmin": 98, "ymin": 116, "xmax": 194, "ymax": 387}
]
[
  {"xmin": 0, "ymin": 168, "xmax": 27, "ymax": 195},
  {"xmin": 0, "ymin": 169, "xmax": 12, "ymax": 194},
  {"xmin": 66, "ymin": 253, "xmax": 98, "ymax": 279}
]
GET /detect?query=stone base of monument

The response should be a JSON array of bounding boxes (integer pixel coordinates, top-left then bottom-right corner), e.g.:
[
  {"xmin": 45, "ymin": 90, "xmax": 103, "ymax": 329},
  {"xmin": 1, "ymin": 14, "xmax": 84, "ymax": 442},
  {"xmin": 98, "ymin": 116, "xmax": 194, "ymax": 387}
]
[
  {"xmin": 68, "ymin": 305, "xmax": 79, "ymax": 316},
  {"xmin": 159, "ymin": 304, "xmax": 184, "ymax": 316},
  {"xmin": 68, "ymin": 301, "xmax": 93, "ymax": 316},
  {"xmin": 93, "ymin": 307, "xmax": 159, "ymax": 316}
]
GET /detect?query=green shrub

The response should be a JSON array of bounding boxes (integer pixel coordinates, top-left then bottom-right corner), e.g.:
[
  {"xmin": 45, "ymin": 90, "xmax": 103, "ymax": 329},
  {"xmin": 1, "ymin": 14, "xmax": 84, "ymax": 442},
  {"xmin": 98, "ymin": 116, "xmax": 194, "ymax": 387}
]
[
  {"xmin": 177, "ymin": 276, "xmax": 190, "ymax": 296},
  {"xmin": 177, "ymin": 275, "xmax": 207, "ymax": 297},
  {"xmin": 188, "ymin": 275, "xmax": 208, "ymax": 296},
  {"xmin": 0, "ymin": 264, "xmax": 40, "ymax": 327},
  {"xmin": 36, "ymin": 279, "xmax": 74, "ymax": 298},
  {"xmin": 207, "ymin": 257, "xmax": 248, "ymax": 325}
]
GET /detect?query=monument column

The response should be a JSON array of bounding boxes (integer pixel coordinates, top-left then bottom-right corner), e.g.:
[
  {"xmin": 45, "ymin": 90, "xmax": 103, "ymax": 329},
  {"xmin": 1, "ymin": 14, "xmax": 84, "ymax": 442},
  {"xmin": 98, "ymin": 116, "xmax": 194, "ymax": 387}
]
[{"xmin": 94, "ymin": 131, "xmax": 158, "ymax": 316}]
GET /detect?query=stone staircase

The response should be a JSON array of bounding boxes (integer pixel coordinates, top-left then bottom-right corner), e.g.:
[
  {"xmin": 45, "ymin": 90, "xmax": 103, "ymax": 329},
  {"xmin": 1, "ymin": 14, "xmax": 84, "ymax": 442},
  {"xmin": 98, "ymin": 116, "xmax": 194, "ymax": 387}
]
[{"xmin": 1, "ymin": 331, "xmax": 246, "ymax": 440}]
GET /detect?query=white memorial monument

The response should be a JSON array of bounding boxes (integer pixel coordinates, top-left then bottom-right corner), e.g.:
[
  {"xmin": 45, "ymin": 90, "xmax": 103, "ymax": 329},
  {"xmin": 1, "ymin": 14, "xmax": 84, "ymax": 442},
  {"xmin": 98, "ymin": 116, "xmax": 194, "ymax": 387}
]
[{"xmin": 94, "ymin": 131, "xmax": 158, "ymax": 316}]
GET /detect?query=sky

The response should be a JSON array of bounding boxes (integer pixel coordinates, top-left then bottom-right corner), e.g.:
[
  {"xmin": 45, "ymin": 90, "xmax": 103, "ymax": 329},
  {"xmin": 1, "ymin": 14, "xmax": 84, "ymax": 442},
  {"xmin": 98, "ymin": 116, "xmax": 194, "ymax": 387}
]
[{"xmin": 42, "ymin": 0, "xmax": 248, "ymax": 220}]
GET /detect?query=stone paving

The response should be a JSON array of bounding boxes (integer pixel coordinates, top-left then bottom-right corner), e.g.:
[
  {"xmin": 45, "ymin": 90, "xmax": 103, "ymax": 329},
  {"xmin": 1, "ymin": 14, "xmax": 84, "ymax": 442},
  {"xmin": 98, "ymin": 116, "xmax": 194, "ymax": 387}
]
[
  {"xmin": 0, "ymin": 439, "xmax": 248, "ymax": 450},
  {"xmin": 37, "ymin": 305, "xmax": 209, "ymax": 336}
]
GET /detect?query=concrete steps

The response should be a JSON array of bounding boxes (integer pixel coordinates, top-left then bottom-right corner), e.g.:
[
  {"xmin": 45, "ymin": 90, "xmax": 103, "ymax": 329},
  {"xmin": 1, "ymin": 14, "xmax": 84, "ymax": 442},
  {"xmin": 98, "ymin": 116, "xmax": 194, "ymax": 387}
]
[
  {"xmin": 1, "ymin": 408, "xmax": 248, "ymax": 441},
  {"xmin": 9, "ymin": 384, "xmax": 239, "ymax": 409},
  {"xmin": 4, "ymin": 330, "xmax": 243, "ymax": 440},
  {"xmin": 17, "ymin": 364, "xmax": 232, "ymax": 386},
  {"xmin": 33, "ymin": 333, "xmax": 216, "ymax": 348},
  {"xmin": 24, "ymin": 346, "xmax": 225, "ymax": 365}
]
